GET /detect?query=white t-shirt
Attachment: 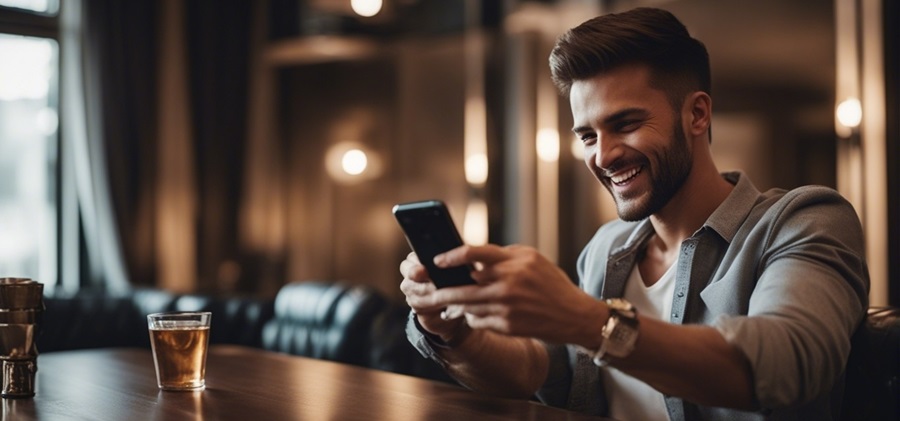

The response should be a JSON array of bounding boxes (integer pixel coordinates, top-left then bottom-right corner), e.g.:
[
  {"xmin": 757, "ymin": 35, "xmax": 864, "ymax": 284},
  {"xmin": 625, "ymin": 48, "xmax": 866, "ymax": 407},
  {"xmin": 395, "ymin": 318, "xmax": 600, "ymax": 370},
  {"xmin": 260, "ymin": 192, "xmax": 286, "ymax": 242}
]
[{"xmin": 601, "ymin": 260, "xmax": 677, "ymax": 421}]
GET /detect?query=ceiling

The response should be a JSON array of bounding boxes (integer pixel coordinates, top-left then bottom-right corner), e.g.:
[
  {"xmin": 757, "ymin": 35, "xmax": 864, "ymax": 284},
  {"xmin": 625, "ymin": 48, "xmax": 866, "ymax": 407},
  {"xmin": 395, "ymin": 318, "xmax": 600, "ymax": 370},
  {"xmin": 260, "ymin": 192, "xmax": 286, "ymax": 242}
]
[
  {"xmin": 609, "ymin": 0, "xmax": 835, "ymax": 113},
  {"xmin": 292, "ymin": 0, "xmax": 837, "ymax": 122}
]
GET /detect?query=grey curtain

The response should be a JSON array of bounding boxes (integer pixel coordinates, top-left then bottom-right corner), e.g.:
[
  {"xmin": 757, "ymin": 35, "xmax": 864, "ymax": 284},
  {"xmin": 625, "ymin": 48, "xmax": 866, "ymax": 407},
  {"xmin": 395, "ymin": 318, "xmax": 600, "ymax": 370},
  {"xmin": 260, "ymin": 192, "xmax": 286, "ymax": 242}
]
[
  {"xmin": 60, "ymin": 0, "xmax": 158, "ymax": 292},
  {"xmin": 63, "ymin": 0, "xmax": 254, "ymax": 293}
]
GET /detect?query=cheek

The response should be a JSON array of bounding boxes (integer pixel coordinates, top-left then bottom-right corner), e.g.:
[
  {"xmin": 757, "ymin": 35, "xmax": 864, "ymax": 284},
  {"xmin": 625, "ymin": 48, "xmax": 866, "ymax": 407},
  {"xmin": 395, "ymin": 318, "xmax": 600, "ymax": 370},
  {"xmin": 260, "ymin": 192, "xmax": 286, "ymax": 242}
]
[
  {"xmin": 583, "ymin": 150, "xmax": 604, "ymax": 179},
  {"xmin": 583, "ymin": 147, "xmax": 597, "ymax": 168}
]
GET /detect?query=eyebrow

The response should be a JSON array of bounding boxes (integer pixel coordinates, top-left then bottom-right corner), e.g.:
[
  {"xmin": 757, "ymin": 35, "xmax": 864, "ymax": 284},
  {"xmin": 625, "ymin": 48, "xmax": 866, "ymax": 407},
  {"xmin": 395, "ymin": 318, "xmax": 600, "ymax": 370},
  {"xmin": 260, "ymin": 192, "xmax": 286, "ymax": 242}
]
[{"xmin": 571, "ymin": 107, "xmax": 648, "ymax": 134}]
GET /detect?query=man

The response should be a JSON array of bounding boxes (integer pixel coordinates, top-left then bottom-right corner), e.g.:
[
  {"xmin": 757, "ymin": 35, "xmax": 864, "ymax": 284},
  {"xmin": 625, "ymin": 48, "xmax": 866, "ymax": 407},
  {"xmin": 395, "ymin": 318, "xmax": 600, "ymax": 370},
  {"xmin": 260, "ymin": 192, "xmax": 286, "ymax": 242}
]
[{"xmin": 399, "ymin": 7, "xmax": 868, "ymax": 421}]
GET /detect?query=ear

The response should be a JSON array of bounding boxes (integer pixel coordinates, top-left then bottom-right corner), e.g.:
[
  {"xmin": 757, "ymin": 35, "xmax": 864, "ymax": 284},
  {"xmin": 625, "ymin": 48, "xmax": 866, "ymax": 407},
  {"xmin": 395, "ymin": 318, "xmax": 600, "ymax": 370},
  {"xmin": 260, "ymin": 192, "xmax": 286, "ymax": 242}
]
[{"xmin": 684, "ymin": 91, "xmax": 712, "ymax": 138}]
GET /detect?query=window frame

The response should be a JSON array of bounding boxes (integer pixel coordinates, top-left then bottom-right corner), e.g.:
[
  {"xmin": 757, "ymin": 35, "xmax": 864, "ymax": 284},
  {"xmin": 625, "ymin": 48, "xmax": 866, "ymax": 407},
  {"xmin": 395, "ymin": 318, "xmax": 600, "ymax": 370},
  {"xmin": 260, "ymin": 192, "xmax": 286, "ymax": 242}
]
[
  {"xmin": 0, "ymin": 4, "xmax": 62, "ymax": 289},
  {"xmin": 0, "ymin": 5, "xmax": 57, "ymax": 38}
]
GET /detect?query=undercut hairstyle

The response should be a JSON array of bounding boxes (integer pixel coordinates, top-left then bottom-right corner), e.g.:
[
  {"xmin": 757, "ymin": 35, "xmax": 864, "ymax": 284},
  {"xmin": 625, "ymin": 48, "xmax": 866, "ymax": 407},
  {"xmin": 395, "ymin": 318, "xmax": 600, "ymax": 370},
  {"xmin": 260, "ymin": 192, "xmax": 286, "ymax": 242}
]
[{"xmin": 549, "ymin": 7, "xmax": 711, "ymax": 111}]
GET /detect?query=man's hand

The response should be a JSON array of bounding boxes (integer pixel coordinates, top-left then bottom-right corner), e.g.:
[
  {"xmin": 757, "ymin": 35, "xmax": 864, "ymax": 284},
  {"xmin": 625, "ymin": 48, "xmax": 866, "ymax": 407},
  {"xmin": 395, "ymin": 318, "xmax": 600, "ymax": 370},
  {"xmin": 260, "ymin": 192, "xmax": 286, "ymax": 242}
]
[
  {"xmin": 399, "ymin": 252, "xmax": 471, "ymax": 344},
  {"xmin": 399, "ymin": 247, "xmax": 555, "ymax": 398},
  {"xmin": 428, "ymin": 244, "xmax": 604, "ymax": 347}
]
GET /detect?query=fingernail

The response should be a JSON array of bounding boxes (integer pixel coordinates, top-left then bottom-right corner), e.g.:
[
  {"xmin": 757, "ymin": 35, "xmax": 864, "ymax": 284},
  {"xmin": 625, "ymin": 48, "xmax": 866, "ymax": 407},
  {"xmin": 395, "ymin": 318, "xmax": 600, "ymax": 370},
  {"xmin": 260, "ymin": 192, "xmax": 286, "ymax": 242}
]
[{"xmin": 433, "ymin": 254, "xmax": 445, "ymax": 267}]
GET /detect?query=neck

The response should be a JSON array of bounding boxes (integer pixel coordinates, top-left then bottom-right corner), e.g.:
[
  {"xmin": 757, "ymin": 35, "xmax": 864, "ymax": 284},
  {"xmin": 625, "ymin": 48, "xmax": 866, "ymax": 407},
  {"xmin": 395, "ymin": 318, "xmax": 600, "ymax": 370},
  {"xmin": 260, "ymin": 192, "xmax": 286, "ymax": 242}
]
[{"xmin": 649, "ymin": 157, "xmax": 732, "ymax": 253}]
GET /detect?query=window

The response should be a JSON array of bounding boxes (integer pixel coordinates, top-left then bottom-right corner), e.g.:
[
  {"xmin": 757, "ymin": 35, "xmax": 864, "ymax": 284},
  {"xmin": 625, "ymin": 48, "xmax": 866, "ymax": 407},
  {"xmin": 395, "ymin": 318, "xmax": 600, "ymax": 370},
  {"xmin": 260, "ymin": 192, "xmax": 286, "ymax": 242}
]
[
  {"xmin": 0, "ymin": 0, "xmax": 57, "ymax": 15},
  {"xmin": 0, "ymin": 2, "xmax": 59, "ymax": 286}
]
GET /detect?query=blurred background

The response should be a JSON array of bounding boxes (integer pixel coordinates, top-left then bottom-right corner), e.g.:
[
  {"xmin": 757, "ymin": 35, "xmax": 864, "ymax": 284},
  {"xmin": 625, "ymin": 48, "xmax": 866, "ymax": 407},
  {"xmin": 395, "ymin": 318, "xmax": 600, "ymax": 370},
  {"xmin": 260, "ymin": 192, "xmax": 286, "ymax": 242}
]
[{"xmin": 0, "ymin": 0, "xmax": 897, "ymax": 305}]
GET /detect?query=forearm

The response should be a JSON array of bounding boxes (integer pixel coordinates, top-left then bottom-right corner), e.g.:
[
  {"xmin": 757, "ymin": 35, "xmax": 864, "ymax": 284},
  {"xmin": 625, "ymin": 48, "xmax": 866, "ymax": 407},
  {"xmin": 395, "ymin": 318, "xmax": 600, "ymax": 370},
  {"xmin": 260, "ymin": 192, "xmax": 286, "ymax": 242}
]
[
  {"xmin": 613, "ymin": 317, "xmax": 755, "ymax": 409},
  {"xmin": 436, "ymin": 327, "xmax": 549, "ymax": 399}
]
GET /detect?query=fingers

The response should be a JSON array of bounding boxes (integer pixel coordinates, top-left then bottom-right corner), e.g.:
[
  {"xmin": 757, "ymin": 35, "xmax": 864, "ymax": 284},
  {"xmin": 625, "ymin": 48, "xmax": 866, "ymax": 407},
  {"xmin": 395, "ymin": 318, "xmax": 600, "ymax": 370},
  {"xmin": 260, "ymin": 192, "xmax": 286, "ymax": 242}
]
[
  {"xmin": 400, "ymin": 250, "xmax": 483, "ymax": 313},
  {"xmin": 401, "ymin": 280, "xmax": 445, "ymax": 314},
  {"xmin": 434, "ymin": 244, "xmax": 509, "ymax": 268},
  {"xmin": 428, "ymin": 281, "xmax": 503, "ymax": 307},
  {"xmin": 400, "ymin": 276, "xmax": 485, "ymax": 314},
  {"xmin": 440, "ymin": 304, "xmax": 466, "ymax": 320},
  {"xmin": 399, "ymin": 253, "xmax": 429, "ymax": 282},
  {"xmin": 399, "ymin": 276, "xmax": 436, "ymax": 297},
  {"xmin": 399, "ymin": 252, "xmax": 443, "ymax": 313},
  {"xmin": 399, "ymin": 252, "xmax": 479, "ymax": 339},
  {"xmin": 464, "ymin": 313, "xmax": 511, "ymax": 333},
  {"xmin": 401, "ymin": 243, "xmax": 541, "ymax": 319}
]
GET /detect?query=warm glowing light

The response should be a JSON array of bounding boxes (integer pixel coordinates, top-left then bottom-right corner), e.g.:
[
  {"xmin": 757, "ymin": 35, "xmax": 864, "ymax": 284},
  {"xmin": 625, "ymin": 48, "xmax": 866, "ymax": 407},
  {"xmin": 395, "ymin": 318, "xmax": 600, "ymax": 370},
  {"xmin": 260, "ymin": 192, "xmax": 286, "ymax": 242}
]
[
  {"xmin": 326, "ymin": 142, "xmax": 381, "ymax": 183},
  {"xmin": 570, "ymin": 137, "xmax": 585, "ymax": 160},
  {"xmin": 465, "ymin": 153, "xmax": 488, "ymax": 186},
  {"xmin": 836, "ymin": 98, "xmax": 862, "ymax": 128},
  {"xmin": 350, "ymin": 0, "xmax": 382, "ymax": 17},
  {"xmin": 341, "ymin": 148, "xmax": 368, "ymax": 175},
  {"xmin": 536, "ymin": 128, "xmax": 560, "ymax": 162},
  {"xmin": 463, "ymin": 199, "xmax": 488, "ymax": 246}
]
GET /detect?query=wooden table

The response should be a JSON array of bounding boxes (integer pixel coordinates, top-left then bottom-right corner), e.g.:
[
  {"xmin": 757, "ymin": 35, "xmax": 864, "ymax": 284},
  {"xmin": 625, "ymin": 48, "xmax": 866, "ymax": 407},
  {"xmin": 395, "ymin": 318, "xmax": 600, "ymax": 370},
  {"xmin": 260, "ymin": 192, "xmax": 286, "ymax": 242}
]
[{"xmin": 2, "ymin": 345, "xmax": 610, "ymax": 420}]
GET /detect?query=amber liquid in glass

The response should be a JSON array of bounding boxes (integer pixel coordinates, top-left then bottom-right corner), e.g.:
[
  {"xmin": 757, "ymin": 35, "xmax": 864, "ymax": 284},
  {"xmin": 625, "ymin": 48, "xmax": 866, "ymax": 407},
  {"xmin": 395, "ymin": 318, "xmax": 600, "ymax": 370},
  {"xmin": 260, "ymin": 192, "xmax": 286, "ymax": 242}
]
[{"xmin": 150, "ymin": 326, "xmax": 210, "ymax": 390}]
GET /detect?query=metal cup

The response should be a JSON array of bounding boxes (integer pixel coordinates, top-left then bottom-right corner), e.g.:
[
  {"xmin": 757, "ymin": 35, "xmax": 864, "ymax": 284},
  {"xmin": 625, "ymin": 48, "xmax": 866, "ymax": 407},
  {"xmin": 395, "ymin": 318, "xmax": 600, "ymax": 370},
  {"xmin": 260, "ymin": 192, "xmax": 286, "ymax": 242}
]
[{"xmin": 0, "ymin": 278, "xmax": 44, "ymax": 398}]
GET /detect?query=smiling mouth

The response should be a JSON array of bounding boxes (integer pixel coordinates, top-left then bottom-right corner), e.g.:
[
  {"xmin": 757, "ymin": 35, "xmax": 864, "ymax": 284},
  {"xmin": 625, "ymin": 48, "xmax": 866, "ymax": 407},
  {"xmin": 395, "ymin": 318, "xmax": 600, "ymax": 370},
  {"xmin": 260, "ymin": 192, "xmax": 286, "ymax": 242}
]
[{"xmin": 609, "ymin": 166, "xmax": 643, "ymax": 186}]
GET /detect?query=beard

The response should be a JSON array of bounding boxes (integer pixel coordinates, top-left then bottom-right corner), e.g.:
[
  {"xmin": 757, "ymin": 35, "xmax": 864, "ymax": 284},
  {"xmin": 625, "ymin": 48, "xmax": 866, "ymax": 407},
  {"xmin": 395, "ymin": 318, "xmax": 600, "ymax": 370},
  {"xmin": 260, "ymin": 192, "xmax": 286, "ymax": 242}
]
[{"xmin": 606, "ymin": 120, "xmax": 693, "ymax": 222}]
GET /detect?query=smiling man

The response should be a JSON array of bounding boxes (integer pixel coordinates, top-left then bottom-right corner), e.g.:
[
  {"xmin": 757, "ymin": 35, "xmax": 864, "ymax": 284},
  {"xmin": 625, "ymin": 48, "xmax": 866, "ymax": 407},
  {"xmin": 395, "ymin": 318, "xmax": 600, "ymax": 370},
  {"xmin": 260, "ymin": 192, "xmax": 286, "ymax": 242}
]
[{"xmin": 399, "ymin": 7, "xmax": 869, "ymax": 421}]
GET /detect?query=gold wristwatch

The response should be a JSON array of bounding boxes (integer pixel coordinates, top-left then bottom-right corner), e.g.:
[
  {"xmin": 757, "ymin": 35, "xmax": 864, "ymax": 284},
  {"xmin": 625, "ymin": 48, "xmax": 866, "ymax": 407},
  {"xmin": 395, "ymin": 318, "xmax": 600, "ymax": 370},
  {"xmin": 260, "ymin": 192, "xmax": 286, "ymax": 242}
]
[{"xmin": 590, "ymin": 298, "xmax": 639, "ymax": 366}]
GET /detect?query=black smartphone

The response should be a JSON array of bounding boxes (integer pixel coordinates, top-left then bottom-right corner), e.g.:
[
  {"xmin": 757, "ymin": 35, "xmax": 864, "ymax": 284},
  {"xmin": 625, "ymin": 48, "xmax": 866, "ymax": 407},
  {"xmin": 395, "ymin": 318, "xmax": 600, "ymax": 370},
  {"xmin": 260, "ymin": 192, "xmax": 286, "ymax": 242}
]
[{"xmin": 392, "ymin": 200, "xmax": 477, "ymax": 288}]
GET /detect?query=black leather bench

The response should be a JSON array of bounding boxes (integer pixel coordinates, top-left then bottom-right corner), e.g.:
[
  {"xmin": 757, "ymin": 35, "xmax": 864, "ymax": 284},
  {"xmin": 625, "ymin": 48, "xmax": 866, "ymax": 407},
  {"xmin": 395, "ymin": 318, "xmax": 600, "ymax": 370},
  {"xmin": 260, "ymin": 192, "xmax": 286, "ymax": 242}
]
[
  {"xmin": 841, "ymin": 306, "xmax": 900, "ymax": 421},
  {"xmin": 257, "ymin": 281, "xmax": 453, "ymax": 382},
  {"xmin": 38, "ymin": 281, "xmax": 452, "ymax": 384},
  {"xmin": 39, "ymin": 288, "xmax": 274, "ymax": 352}
]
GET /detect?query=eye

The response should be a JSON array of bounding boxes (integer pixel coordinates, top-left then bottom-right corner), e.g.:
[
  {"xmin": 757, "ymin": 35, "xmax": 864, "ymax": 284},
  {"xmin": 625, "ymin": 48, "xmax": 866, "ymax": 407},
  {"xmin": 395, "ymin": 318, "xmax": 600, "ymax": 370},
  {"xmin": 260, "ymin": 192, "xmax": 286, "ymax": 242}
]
[
  {"xmin": 580, "ymin": 133, "xmax": 597, "ymax": 145},
  {"xmin": 615, "ymin": 120, "xmax": 642, "ymax": 133}
]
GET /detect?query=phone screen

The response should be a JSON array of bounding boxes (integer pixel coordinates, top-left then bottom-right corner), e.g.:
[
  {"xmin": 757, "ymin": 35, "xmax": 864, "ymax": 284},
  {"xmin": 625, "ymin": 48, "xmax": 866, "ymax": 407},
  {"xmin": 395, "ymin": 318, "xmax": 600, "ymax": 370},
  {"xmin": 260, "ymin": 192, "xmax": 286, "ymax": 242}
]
[{"xmin": 392, "ymin": 200, "xmax": 476, "ymax": 288}]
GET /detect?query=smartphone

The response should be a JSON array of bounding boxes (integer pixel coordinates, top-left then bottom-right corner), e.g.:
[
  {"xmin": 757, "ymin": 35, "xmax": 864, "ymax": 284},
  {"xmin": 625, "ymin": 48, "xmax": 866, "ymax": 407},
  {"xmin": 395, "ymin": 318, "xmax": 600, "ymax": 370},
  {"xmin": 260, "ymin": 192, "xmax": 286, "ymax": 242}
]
[{"xmin": 392, "ymin": 200, "xmax": 477, "ymax": 288}]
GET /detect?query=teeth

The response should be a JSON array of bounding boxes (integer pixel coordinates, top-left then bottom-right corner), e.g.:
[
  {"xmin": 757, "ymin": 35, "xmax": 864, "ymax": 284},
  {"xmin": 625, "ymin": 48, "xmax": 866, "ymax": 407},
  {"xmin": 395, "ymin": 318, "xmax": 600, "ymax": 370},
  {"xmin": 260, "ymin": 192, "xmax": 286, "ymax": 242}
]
[{"xmin": 611, "ymin": 167, "xmax": 640, "ymax": 184}]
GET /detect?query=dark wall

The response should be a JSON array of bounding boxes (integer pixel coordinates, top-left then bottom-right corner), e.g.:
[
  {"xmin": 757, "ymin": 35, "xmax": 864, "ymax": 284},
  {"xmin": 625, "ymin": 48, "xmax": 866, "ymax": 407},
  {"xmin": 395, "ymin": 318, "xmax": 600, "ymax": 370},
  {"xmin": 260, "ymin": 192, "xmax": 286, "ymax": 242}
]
[
  {"xmin": 885, "ymin": 0, "xmax": 899, "ymax": 305},
  {"xmin": 278, "ymin": 37, "xmax": 474, "ymax": 300}
]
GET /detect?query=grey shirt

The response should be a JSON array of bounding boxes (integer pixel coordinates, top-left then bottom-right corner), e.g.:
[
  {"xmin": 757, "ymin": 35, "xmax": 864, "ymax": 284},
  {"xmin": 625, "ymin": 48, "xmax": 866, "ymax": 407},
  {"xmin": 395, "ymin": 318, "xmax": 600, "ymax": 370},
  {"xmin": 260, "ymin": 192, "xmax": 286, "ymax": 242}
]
[{"xmin": 408, "ymin": 172, "xmax": 869, "ymax": 420}]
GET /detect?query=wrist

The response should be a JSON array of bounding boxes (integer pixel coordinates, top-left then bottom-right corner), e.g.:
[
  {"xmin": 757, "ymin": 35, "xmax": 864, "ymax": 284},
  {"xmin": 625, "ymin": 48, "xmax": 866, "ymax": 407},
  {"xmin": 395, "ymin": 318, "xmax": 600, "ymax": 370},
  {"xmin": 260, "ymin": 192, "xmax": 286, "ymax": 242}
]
[
  {"xmin": 414, "ymin": 314, "xmax": 473, "ymax": 349},
  {"xmin": 578, "ymin": 299, "xmax": 610, "ymax": 351},
  {"xmin": 582, "ymin": 298, "xmax": 640, "ymax": 366},
  {"xmin": 438, "ymin": 320, "xmax": 473, "ymax": 348}
]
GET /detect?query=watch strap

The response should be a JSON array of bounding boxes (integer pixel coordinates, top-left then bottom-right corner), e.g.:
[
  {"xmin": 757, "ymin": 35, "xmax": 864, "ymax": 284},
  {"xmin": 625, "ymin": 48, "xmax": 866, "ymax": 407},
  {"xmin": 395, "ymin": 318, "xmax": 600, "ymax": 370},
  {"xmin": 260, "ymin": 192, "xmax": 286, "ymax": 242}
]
[{"xmin": 591, "ymin": 298, "xmax": 639, "ymax": 366}]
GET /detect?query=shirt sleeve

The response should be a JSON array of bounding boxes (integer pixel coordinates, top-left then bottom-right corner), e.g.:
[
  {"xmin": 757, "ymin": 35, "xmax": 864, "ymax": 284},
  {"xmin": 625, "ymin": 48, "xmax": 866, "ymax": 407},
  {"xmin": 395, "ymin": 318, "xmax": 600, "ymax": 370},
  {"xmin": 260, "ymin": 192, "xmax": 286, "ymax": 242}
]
[
  {"xmin": 713, "ymin": 187, "xmax": 869, "ymax": 408},
  {"xmin": 405, "ymin": 311, "xmax": 452, "ymax": 369}
]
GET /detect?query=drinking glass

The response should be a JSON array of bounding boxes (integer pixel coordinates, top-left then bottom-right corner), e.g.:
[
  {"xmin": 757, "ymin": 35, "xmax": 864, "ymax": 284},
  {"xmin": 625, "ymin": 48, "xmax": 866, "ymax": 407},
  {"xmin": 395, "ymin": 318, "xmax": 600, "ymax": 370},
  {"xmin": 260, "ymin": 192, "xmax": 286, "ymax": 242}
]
[{"xmin": 147, "ymin": 312, "xmax": 211, "ymax": 391}]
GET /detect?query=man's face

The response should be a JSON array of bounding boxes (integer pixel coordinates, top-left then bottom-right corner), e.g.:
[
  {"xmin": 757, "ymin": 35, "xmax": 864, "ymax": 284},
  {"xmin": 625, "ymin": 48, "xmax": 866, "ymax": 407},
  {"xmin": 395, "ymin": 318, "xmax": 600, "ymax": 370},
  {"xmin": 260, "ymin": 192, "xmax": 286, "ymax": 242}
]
[{"xmin": 570, "ymin": 65, "xmax": 693, "ymax": 221}]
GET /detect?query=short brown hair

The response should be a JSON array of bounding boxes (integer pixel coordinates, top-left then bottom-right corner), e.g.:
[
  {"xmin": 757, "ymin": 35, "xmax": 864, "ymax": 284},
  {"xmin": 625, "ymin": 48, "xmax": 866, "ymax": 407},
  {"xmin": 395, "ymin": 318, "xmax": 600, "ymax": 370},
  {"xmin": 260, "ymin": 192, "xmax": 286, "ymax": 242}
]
[{"xmin": 549, "ymin": 7, "xmax": 710, "ymax": 109}]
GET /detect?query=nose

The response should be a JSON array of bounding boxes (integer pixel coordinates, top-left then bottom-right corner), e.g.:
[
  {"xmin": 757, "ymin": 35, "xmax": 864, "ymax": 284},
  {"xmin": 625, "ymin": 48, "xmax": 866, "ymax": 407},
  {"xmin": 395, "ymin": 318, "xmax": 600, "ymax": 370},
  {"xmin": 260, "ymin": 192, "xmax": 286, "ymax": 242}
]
[{"xmin": 589, "ymin": 133, "xmax": 624, "ymax": 171}]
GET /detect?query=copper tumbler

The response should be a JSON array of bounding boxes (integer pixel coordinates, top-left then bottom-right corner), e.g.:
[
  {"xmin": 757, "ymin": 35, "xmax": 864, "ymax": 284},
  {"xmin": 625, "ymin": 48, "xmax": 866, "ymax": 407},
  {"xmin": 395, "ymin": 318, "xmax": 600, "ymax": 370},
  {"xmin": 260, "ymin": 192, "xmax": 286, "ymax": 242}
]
[{"xmin": 0, "ymin": 277, "xmax": 44, "ymax": 398}]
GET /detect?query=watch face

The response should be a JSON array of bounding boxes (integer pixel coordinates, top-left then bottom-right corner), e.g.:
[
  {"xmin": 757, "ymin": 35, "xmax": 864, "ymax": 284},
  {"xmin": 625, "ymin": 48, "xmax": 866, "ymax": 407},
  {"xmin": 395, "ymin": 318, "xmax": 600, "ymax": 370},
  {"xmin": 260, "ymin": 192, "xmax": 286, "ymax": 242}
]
[
  {"xmin": 609, "ymin": 326, "xmax": 634, "ymax": 342},
  {"xmin": 600, "ymin": 298, "xmax": 639, "ymax": 360}
]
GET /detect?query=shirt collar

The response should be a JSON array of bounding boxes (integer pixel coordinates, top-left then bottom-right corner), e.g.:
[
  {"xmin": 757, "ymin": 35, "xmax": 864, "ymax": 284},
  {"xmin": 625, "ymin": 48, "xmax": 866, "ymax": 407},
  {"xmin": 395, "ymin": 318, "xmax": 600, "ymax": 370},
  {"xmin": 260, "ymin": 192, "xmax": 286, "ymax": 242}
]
[
  {"xmin": 613, "ymin": 171, "xmax": 762, "ymax": 255},
  {"xmin": 702, "ymin": 171, "xmax": 761, "ymax": 243}
]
